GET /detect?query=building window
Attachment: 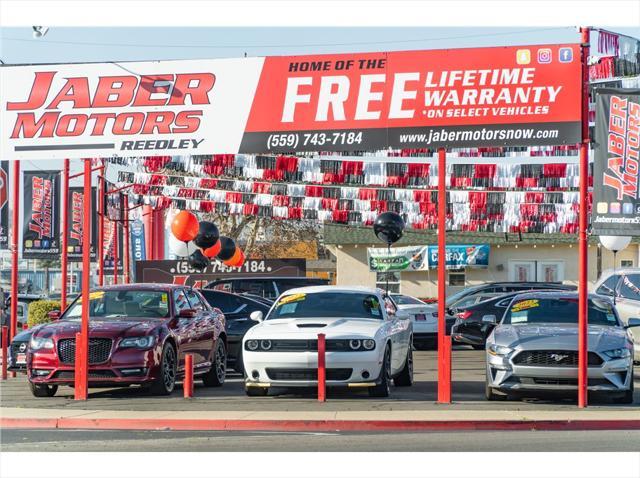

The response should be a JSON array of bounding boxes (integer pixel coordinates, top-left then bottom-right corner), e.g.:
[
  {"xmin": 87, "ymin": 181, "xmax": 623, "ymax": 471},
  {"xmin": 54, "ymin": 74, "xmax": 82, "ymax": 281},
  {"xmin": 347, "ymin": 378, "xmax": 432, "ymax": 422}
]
[
  {"xmin": 621, "ymin": 260, "xmax": 633, "ymax": 268},
  {"xmin": 448, "ymin": 268, "xmax": 466, "ymax": 286},
  {"xmin": 376, "ymin": 271, "xmax": 400, "ymax": 293}
]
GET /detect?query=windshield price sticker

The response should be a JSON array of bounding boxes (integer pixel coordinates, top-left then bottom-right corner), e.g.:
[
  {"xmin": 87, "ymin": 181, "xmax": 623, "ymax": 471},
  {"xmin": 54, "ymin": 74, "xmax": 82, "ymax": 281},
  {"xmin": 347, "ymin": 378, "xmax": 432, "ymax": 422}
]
[
  {"xmin": 511, "ymin": 299, "xmax": 539, "ymax": 313},
  {"xmin": 278, "ymin": 293, "xmax": 306, "ymax": 306}
]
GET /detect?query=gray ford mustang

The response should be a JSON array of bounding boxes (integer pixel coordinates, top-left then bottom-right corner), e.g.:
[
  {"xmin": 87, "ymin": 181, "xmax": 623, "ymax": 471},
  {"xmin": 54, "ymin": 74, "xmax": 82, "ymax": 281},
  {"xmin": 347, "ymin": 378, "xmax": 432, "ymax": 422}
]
[{"xmin": 484, "ymin": 291, "xmax": 639, "ymax": 404}]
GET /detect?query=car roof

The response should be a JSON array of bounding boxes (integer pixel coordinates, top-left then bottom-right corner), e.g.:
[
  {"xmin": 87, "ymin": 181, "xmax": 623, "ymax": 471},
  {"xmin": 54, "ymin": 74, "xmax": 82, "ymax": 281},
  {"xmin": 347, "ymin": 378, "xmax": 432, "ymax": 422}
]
[
  {"xmin": 508, "ymin": 291, "xmax": 611, "ymax": 302},
  {"xmin": 280, "ymin": 285, "xmax": 380, "ymax": 296},
  {"xmin": 207, "ymin": 276, "xmax": 326, "ymax": 282},
  {"xmin": 601, "ymin": 267, "xmax": 640, "ymax": 276},
  {"xmin": 96, "ymin": 283, "xmax": 188, "ymax": 291}
]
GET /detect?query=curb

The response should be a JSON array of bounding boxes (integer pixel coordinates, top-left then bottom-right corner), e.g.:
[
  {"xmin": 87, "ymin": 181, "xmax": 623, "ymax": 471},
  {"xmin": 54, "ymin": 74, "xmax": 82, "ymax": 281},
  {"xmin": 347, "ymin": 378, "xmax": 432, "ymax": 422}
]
[{"xmin": 2, "ymin": 417, "xmax": 640, "ymax": 432}]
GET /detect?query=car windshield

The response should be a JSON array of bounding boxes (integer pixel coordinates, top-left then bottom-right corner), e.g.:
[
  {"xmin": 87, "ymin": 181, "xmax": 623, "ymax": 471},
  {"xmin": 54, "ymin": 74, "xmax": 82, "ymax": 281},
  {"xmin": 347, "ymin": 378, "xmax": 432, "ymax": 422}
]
[
  {"xmin": 64, "ymin": 290, "xmax": 171, "ymax": 319},
  {"xmin": 445, "ymin": 286, "xmax": 482, "ymax": 307},
  {"xmin": 268, "ymin": 292, "xmax": 383, "ymax": 320},
  {"xmin": 392, "ymin": 294, "xmax": 424, "ymax": 305},
  {"xmin": 504, "ymin": 297, "xmax": 618, "ymax": 326}
]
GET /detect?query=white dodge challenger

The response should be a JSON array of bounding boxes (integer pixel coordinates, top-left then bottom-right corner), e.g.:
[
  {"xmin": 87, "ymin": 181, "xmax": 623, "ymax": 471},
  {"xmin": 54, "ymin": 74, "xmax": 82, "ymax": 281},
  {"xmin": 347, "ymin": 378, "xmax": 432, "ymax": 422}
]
[{"xmin": 242, "ymin": 286, "xmax": 414, "ymax": 397}]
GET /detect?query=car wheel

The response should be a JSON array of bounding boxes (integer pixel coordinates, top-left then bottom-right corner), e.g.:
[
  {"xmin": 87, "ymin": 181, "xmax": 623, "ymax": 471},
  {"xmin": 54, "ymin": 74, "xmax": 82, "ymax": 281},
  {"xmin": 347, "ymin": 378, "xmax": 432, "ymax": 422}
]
[
  {"xmin": 394, "ymin": 346, "xmax": 413, "ymax": 387},
  {"xmin": 369, "ymin": 344, "xmax": 392, "ymax": 398},
  {"xmin": 203, "ymin": 339, "xmax": 226, "ymax": 387},
  {"xmin": 29, "ymin": 382, "xmax": 58, "ymax": 397},
  {"xmin": 148, "ymin": 343, "xmax": 176, "ymax": 396},
  {"xmin": 245, "ymin": 386, "xmax": 269, "ymax": 397}
]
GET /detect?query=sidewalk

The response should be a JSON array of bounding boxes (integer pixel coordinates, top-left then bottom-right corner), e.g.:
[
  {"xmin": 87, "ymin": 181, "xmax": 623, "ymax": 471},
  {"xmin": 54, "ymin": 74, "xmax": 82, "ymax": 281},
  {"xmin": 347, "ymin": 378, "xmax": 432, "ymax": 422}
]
[{"xmin": 2, "ymin": 407, "xmax": 639, "ymax": 432}]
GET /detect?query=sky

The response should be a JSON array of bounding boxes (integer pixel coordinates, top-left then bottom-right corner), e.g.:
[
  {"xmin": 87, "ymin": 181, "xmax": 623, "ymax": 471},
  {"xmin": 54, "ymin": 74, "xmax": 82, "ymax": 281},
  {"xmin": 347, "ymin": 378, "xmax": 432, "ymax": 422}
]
[{"xmin": 2, "ymin": 26, "xmax": 640, "ymax": 64}]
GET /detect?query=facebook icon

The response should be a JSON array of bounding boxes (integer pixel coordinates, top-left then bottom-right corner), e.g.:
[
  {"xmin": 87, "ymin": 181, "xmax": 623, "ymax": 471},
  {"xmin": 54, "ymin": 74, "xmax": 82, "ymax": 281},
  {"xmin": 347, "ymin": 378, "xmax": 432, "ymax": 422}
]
[{"xmin": 559, "ymin": 47, "xmax": 573, "ymax": 63}]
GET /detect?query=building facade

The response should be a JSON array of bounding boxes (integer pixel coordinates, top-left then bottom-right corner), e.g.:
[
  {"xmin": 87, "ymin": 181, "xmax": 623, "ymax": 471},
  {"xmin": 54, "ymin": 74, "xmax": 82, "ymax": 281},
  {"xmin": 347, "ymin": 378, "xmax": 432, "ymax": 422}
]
[{"xmin": 324, "ymin": 224, "xmax": 639, "ymax": 298}]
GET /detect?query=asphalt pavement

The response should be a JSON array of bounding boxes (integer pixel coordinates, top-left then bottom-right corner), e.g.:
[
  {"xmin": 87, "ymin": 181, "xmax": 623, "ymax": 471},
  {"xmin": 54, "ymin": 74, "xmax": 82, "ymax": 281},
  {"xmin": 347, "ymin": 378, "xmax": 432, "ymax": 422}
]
[
  {"xmin": 2, "ymin": 349, "xmax": 638, "ymax": 412},
  {"xmin": 2, "ymin": 428, "xmax": 639, "ymax": 452}
]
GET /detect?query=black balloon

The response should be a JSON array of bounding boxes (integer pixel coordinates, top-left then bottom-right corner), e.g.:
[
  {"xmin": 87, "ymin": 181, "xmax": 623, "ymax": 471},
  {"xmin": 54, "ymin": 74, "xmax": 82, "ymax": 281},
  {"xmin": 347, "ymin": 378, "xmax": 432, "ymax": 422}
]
[
  {"xmin": 216, "ymin": 236, "xmax": 237, "ymax": 261},
  {"xmin": 187, "ymin": 249, "xmax": 209, "ymax": 271},
  {"xmin": 194, "ymin": 221, "xmax": 220, "ymax": 249},
  {"xmin": 373, "ymin": 212, "xmax": 405, "ymax": 245}
]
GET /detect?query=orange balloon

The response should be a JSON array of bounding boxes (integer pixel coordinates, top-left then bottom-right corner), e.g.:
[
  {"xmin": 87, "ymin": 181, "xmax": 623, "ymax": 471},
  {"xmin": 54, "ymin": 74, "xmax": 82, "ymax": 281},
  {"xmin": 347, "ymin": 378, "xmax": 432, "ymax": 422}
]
[
  {"xmin": 223, "ymin": 248, "xmax": 245, "ymax": 267},
  {"xmin": 171, "ymin": 211, "xmax": 199, "ymax": 242},
  {"xmin": 203, "ymin": 240, "xmax": 221, "ymax": 258}
]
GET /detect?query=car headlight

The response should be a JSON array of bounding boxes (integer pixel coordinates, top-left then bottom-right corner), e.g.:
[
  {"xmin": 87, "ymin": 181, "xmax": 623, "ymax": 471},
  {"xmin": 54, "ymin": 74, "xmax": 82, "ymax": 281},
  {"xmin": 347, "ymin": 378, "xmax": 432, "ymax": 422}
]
[
  {"xmin": 260, "ymin": 340, "xmax": 272, "ymax": 351},
  {"xmin": 363, "ymin": 339, "xmax": 376, "ymax": 350},
  {"xmin": 29, "ymin": 336, "xmax": 53, "ymax": 351},
  {"xmin": 119, "ymin": 336, "xmax": 155, "ymax": 349},
  {"xmin": 602, "ymin": 348, "xmax": 631, "ymax": 360},
  {"xmin": 487, "ymin": 344, "xmax": 514, "ymax": 357},
  {"xmin": 349, "ymin": 339, "xmax": 362, "ymax": 350},
  {"xmin": 245, "ymin": 340, "xmax": 259, "ymax": 351}
]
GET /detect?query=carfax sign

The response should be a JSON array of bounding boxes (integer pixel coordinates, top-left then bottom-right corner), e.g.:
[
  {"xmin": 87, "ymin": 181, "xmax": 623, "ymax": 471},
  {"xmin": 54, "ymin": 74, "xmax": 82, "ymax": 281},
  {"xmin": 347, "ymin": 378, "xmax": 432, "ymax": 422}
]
[
  {"xmin": 1, "ymin": 44, "xmax": 581, "ymax": 159},
  {"xmin": 368, "ymin": 244, "xmax": 489, "ymax": 271}
]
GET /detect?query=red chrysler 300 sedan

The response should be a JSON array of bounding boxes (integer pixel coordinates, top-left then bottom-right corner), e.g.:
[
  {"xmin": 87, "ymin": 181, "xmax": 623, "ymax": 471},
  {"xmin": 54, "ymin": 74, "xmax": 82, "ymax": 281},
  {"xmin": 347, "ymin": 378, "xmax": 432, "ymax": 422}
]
[{"xmin": 27, "ymin": 284, "xmax": 227, "ymax": 397}]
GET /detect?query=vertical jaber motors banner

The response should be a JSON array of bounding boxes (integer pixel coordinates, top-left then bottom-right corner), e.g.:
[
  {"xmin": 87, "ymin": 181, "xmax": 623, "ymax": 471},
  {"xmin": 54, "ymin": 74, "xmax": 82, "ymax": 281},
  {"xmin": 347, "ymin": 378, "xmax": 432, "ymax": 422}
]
[
  {"xmin": 593, "ymin": 89, "xmax": 640, "ymax": 236},
  {"xmin": 0, "ymin": 161, "xmax": 8, "ymax": 249},
  {"xmin": 22, "ymin": 170, "xmax": 60, "ymax": 258},
  {"xmin": 67, "ymin": 186, "xmax": 97, "ymax": 261}
]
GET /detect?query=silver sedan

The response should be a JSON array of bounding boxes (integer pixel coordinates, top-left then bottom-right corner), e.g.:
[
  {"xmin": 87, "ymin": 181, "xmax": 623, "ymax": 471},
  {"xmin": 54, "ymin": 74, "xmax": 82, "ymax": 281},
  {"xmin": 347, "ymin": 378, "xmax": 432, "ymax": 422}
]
[{"xmin": 484, "ymin": 292, "xmax": 639, "ymax": 404}]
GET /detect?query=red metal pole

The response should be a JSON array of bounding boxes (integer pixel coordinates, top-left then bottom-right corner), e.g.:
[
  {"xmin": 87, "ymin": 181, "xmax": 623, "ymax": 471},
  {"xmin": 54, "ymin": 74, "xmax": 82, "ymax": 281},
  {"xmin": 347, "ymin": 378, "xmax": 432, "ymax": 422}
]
[
  {"xmin": 60, "ymin": 159, "xmax": 70, "ymax": 311},
  {"xmin": 578, "ymin": 27, "xmax": 591, "ymax": 409},
  {"xmin": 113, "ymin": 216, "xmax": 119, "ymax": 285},
  {"xmin": 98, "ymin": 166, "xmax": 105, "ymax": 286},
  {"xmin": 123, "ymin": 200, "xmax": 130, "ymax": 284},
  {"xmin": 317, "ymin": 333, "xmax": 326, "ymax": 402},
  {"xmin": 184, "ymin": 353, "xmax": 193, "ymax": 398},
  {"xmin": 1, "ymin": 325, "xmax": 8, "ymax": 380},
  {"xmin": 74, "ymin": 159, "xmax": 92, "ymax": 401},
  {"xmin": 437, "ymin": 147, "xmax": 451, "ymax": 404},
  {"xmin": 10, "ymin": 162, "xmax": 19, "ymax": 344}
]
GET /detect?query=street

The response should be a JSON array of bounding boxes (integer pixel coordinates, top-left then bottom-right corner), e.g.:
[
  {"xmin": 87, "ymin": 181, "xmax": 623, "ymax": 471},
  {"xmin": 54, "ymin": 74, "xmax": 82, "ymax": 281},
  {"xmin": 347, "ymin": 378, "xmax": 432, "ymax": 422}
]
[{"xmin": 2, "ymin": 428, "xmax": 639, "ymax": 452}]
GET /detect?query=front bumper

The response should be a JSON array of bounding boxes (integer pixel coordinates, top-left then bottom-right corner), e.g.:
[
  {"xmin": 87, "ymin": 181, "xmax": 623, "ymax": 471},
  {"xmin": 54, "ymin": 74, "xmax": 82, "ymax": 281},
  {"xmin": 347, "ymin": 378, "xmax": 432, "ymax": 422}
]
[
  {"xmin": 243, "ymin": 349, "xmax": 383, "ymax": 388},
  {"xmin": 487, "ymin": 352, "xmax": 633, "ymax": 392},
  {"xmin": 28, "ymin": 345, "xmax": 161, "ymax": 387}
]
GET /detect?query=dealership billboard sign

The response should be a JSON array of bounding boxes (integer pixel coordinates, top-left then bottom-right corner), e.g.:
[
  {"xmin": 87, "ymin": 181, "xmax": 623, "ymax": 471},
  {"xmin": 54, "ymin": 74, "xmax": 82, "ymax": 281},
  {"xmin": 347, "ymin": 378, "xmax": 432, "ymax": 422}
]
[
  {"xmin": 1, "ymin": 44, "xmax": 581, "ymax": 159},
  {"xmin": 135, "ymin": 258, "xmax": 306, "ymax": 287},
  {"xmin": 593, "ymin": 89, "xmax": 640, "ymax": 236}
]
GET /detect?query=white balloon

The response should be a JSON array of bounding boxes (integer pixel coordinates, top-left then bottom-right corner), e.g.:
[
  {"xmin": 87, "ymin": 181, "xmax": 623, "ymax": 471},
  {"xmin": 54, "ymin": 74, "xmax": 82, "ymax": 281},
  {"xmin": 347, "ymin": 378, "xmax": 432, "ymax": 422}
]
[
  {"xmin": 169, "ymin": 235, "xmax": 197, "ymax": 257},
  {"xmin": 599, "ymin": 235, "xmax": 632, "ymax": 252}
]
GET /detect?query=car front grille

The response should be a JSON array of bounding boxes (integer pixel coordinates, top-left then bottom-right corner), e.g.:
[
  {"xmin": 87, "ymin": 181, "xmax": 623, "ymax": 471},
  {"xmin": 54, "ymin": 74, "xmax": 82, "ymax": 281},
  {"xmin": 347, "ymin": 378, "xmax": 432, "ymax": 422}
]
[
  {"xmin": 265, "ymin": 368, "xmax": 353, "ymax": 381},
  {"xmin": 268, "ymin": 339, "xmax": 359, "ymax": 352},
  {"xmin": 57, "ymin": 338, "xmax": 113, "ymax": 364},
  {"xmin": 512, "ymin": 350, "xmax": 603, "ymax": 367},
  {"xmin": 53, "ymin": 370, "xmax": 117, "ymax": 379},
  {"xmin": 10, "ymin": 341, "xmax": 28, "ymax": 354}
]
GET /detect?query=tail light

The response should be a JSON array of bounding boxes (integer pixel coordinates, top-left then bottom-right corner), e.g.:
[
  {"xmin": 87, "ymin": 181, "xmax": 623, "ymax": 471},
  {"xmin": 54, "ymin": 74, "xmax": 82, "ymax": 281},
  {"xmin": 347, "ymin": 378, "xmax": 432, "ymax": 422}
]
[{"xmin": 457, "ymin": 310, "xmax": 473, "ymax": 320}]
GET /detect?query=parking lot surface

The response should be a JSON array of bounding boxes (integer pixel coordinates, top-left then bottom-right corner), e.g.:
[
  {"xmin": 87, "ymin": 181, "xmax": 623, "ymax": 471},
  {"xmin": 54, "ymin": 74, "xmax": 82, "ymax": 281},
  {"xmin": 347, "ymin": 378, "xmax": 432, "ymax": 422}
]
[{"xmin": 2, "ymin": 349, "xmax": 638, "ymax": 412}]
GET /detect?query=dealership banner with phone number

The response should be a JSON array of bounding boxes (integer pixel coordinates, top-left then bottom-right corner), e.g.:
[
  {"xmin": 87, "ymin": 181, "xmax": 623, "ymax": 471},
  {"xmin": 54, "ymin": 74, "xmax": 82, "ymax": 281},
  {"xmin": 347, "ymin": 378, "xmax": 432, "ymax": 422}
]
[
  {"xmin": 1, "ymin": 44, "xmax": 581, "ymax": 160},
  {"xmin": 592, "ymin": 89, "xmax": 640, "ymax": 236}
]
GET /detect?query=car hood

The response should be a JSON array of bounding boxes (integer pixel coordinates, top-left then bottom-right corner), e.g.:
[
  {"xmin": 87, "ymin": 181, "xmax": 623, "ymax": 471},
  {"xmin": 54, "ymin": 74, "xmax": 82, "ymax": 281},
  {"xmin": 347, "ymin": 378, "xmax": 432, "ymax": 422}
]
[
  {"xmin": 34, "ymin": 319, "xmax": 162, "ymax": 338},
  {"xmin": 492, "ymin": 323, "xmax": 629, "ymax": 351},
  {"xmin": 245, "ymin": 317, "xmax": 384, "ymax": 339}
]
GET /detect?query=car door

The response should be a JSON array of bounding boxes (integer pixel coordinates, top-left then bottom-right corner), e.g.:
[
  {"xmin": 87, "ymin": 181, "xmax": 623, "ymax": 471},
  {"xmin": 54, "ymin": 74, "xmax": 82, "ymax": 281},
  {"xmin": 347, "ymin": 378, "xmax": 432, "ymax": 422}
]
[
  {"xmin": 185, "ymin": 288, "xmax": 215, "ymax": 369},
  {"xmin": 172, "ymin": 288, "xmax": 198, "ymax": 372},
  {"xmin": 384, "ymin": 295, "xmax": 409, "ymax": 373}
]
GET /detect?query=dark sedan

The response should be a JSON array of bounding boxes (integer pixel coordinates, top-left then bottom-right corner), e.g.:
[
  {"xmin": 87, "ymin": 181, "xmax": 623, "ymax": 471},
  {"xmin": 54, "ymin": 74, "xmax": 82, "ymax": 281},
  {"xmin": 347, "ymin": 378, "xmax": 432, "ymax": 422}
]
[
  {"xmin": 27, "ymin": 284, "xmax": 226, "ymax": 397},
  {"xmin": 199, "ymin": 289, "xmax": 271, "ymax": 374}
]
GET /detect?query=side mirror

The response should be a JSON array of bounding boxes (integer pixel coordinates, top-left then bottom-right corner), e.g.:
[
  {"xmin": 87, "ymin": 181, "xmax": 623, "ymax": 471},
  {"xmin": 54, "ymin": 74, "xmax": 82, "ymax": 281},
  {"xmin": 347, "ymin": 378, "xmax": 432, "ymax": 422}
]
[
  {"xmin": 482, "ymin": 314, "xmax": 497, "ymax": 324},
  {"xmin": 626, "ymin": 318, "xmax": 640, "ymax": 328},
  {"xmin": 250, "ymin": 310, "xmax": 264, "ymax": 323},
  {"xmin": 178, "ymin": 309, "xmax": 198, "ymax": 319},
  {"xmin": 47, "ymin": 310, "xmax": 61, "ymax": 321}
]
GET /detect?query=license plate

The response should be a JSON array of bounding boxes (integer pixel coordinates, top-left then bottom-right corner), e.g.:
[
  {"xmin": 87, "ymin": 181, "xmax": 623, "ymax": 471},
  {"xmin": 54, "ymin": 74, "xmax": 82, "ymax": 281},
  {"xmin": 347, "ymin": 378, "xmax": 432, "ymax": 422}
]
[
  {"xmin": 415, "ymin": 314, "xmax": 426, "ymax": 321},
  {"xmin": 16, "ymin": 353, "xmax": 26, "ymax": 364}
]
